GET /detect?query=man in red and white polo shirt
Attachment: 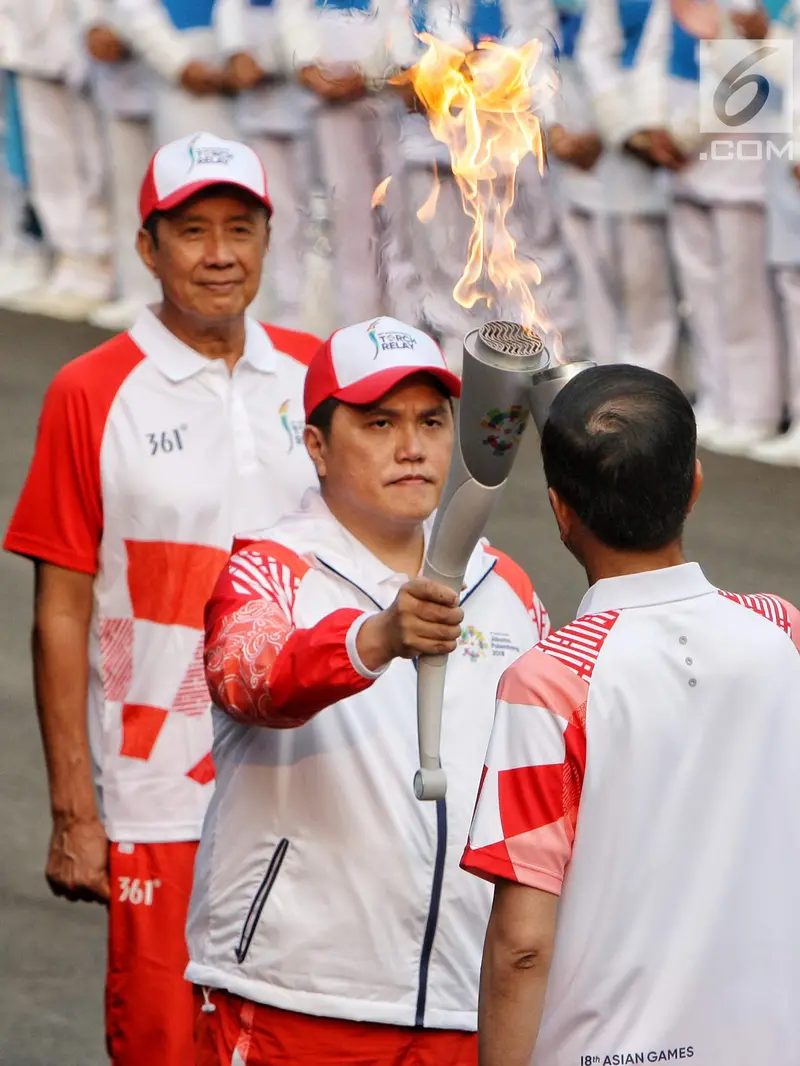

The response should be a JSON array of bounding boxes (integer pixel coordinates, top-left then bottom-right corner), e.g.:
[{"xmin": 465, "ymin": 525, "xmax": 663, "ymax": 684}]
[
  {"xmin": 462, "ymin": 364, "xmax": 800, "ymax": 1066},
  {"xmin": 188, "ymin": 318, "xmax": 550, "ymax": 1066},
  {"xmin": 3, "ymin": 131, "xmax": 321, "ymax": 1066}
]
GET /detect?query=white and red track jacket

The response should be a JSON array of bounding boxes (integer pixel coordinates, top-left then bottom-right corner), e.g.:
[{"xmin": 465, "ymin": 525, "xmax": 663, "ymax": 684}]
[
  {"xmin": 463, "ymin": 564, "xmax": 800, "ymax": 1065},
  {"xmin": 4, "ymin": 309, "xmax": 319, "ymax": 843},
  {"xmin": 186, "ymin": 488, "xmax": 549, "ymax": 1029}
]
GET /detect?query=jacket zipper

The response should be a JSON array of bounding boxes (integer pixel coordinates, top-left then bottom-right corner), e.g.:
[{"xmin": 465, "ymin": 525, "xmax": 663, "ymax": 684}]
[
  {"xmin": 316, "ymin": 554, "xmax": 497, "ymax": 1025},
  {"xmin": 235, "ymin": 838, "xmax": 290, "ymax": 964},
  {"xmin": 413, "ymin": 560, "xmax": 496, "ymax": 1024},
  {"xmin": 414, "ymin": 796, "xmax": 448, "ymax": 1025},
  {"xmin": 315, "ymin": 557, "xmax": 384, "ymax": 610}
]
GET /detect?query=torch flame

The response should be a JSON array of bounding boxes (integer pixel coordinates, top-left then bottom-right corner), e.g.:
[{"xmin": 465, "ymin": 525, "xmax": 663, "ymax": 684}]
[
  {"xmin": 397, "ymin": 34, "xmax": 549, "ymax": 331},
  {"xmin": 371, "ymin": 176, "xmax": 392, "ymax": 208},
  {"xmin": 416, "ymin": 161, "xmax": 441, "ymax": 224}
]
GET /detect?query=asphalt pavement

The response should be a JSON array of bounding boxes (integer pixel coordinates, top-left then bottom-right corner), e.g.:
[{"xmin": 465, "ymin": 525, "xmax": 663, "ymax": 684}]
[{"xmin": 1, "ymin": 309, "xmax": 799, "ymax": 1065}]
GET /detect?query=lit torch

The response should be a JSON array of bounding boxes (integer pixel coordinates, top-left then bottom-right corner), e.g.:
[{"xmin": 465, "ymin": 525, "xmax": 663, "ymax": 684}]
[{"xmin": 397, "ymin": 34, "xmax": 594, "ymax": 800}]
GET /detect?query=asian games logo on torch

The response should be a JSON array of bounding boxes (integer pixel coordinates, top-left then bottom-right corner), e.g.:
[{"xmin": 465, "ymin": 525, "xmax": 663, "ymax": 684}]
[{"xmin": 481, "ymin": 405, "xmax": 526, "ymax": 456}]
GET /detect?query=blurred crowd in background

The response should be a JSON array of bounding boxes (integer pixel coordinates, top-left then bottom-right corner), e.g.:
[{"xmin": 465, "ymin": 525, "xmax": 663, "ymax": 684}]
[{"xmin": 2, "ymin": 0, "xmax": 800, "ymax": 466}]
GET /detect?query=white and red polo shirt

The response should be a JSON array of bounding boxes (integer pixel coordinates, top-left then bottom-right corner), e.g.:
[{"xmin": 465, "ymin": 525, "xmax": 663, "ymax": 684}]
[
  {"xmin": 4, "ymin": 308, "xmax": 320, "ymax": 843},
  {"xmin": 463, "ymin": 563, "xmax": 800, "ymax": 1065}
]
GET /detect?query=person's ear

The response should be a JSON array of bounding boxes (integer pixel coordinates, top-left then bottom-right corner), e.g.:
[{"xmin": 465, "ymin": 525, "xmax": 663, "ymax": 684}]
[
  {"xmin": 263, "ymin": 219, "xmax": 271, "ymax": 258},
  {"xmin": 304, "ymin": 425, "xmax": 327, "ymax": 479},
  {"xmin": 687, "ymin": 458, "xmax": 704, "ymax": 514},
  {"xmin": 548, "ymin": 487, "xmax": 574, "ymax": 545},
  {"xmin": 136, "ymin": 228, "xmax": 158, "ymax": 278}
]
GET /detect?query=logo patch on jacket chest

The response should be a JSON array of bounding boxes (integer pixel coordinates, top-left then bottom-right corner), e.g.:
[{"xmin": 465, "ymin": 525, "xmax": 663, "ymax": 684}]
[
  {"xmin": 279, "ymin": 400, "xmax": 305, "ymax": 452},
  {"xmin": 458, "ymin": 627, "xmax": 520, "ymax": 661}
]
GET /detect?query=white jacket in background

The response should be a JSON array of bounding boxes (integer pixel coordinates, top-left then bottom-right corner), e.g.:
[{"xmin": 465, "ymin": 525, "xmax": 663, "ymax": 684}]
[
  {"xmin": 110, "ymin": 0, "xmax": 218, "ymax": 83},
  {"xmin": 213, "ymin": 0, "xmax": 315, "ymax": 135},
  {"xmin": 1, "ymin": 0, "xmax": 87, "ymax": 82},
  {"xmin": 575, "ymin": 0, "xmax": 671, "ymax": 214},
  {"xmin": 650, "ymin": 0, "xmax": 766, "ymax": 204},
  {"xmin": 280, "ymin": 0, "xmax": 412, "ymax": 82}
]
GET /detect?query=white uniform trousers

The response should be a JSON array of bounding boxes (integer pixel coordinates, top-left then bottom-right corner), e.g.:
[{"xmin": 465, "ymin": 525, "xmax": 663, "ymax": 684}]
[
  {"xmin": 0, "ymin": 155, "xmax": 28, "ymax": 255},
  {"xmin": 561, "ymin": 210, "xmax": 678, "ymax": 374},
  {"xmin": 16, "ymin": 75, "xmax": 111, "ymax": 262},
  {"xmin": 513, "ymin": 158, "xmax": 588, "ymax": 360},
  {"xmin": 102, "ymin": 114, "xmax": 160, "ymax": 304},
  {"xmin": 406, "ymin": 167, "xmax": 475, "ymax": 350},
  {"xmin": 774, "ymin": 267, "xmax": 800, "ymax": 423},
  {"xmin": 402, "ymin": 161, "xmax": 586, "ymax": 367},
  {"xmin": 670, "ymin": 200, "xmax": 781, "ymax": 430},
  {"xmin": 152, "ymin": 84, "xmax": 235, "ymax": 147},
  {"xmin": 248, "ymin": 132, "xmax": 313, "ymax": 331},
  {"xmin": 314, "ymin": 94, "xmax": 411, "ymax": 326}
]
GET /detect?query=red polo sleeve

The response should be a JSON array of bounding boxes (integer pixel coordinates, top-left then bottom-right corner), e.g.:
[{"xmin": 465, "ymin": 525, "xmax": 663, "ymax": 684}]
[{"xmin": 3, "ymin": 338, "xmax": 144, "ymax": 575}]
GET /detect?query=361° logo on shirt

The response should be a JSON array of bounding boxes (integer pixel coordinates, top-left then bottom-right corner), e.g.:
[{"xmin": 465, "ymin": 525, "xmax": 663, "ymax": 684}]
[{"xmin": 146, "ymin": 426, "xmax": 187, "ymax": 455}]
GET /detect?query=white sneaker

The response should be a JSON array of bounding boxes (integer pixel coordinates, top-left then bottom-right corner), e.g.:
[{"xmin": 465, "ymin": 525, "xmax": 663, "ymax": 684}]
[
  {"xmin": 0, "ymin": 248, "xmax": 49, "ymax": 303},
  {"xmin": 747, "ymin": 426, "xmax": 800, "ymax": 467},
  {"xmin": 702, "ymin": 424, "xmax": 774, "ymax": 457},
  {"xmin": 88, "ymin": 297, "xmax": 147, "ymax": 332},
  {"xmin": 695, "ymin": 417, "xmax": 726, "ymax": 449},
  {"xmin": 12, "ymin": 289, "xmax": 110, "ymax": 322},
  {"xmin": 8, "ymin": 254, "xmax": 113, "ymax": 321}
]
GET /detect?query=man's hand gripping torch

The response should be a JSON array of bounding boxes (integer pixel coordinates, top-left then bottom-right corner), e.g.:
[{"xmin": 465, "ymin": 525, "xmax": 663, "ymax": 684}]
[{"xmin": 413, "ymin": 321, "xmax": 594, "ymax": 801}]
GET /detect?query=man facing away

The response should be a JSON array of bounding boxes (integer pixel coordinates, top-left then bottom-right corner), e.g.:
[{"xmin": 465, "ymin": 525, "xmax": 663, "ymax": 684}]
[
  {"xmin": 3, "ymin": 132, "xmax": 321, "ymax": 1065},
  {"xmin": 189, "ymin": 317, "xmax": 550, "ymax": 1065},
  {"xmin": 461, "ymin": 363, "xmax": 800, "ymax": 1066}
]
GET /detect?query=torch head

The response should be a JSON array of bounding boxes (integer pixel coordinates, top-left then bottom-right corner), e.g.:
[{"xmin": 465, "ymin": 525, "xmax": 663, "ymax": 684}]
[
  {"xmin": 459, "ymin": 321, "xmax": 549, "ymax": 486},
  {"xmin": 528, "ymin": 359, "xmax": 597, "ymax": 435}
]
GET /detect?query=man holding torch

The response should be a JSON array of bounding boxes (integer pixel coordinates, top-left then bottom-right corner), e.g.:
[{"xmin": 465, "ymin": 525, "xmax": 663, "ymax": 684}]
[
  {"xmin": 464, "ymin": 364, "xmax": 800, "ymax": 1066},
  {"xmin": 189, "ymin": 315, "xmax": 549, "ymax": 1065}
]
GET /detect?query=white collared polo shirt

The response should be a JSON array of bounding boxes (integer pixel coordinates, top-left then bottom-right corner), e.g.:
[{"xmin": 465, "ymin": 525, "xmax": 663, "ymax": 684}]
[
  {"xmin": 5, "ymin": 308, "xmax": 320, "ymax": 843},
  {"xmin": 462, "ymin": 563, "xmax": 800, "ymax": 1066}
]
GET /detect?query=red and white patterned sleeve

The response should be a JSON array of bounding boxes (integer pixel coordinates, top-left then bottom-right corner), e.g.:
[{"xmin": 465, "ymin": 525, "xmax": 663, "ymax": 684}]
[
  {"xmin": 204, "ymin": 539, "xmax": 383, "ymax": 729},
  {"xmin": 460, "ymin": 647, "xmax": 589, "ymax": 895}
]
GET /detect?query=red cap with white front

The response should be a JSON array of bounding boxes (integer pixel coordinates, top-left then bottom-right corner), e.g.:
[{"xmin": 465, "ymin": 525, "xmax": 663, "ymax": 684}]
[
  {"xmin": 139, "ymin": 131, "xmax": 273, "ymax": 224},
  {"xmin": 304, "ymin": 317, "xmax": 462, "ymax": 420}
]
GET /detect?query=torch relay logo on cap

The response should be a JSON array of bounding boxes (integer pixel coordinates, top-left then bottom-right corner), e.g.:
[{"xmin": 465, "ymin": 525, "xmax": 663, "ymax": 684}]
[
  {"xmin": 367, "ymin": 319, "xmax": 418, "ymax": 359},
  {"xmin": 140, "ymin": 131, "xmax": 272, "ymax": 224},
  {"xmin": 187, "ymin": 133, "xmax": 234, "ymax": 173}
]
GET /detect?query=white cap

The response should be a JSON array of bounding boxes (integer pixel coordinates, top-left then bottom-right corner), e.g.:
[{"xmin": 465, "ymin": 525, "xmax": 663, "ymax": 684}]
[
  {"xmin": 139, "ymin": 132, "xmax": 272, "ymax": 223},
  {"xmin": 304, "ymin": 317, "xmax": 462, "ymax": 419}
]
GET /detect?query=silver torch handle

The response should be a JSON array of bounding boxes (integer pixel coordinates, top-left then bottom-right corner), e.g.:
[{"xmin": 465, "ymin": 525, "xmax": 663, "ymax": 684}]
[
  {"xmin": 414, "ymin": 322, "xmax": 548, "ymax": 801},
  {"xmin": 413, "ymin": 323, "xmax": 597, "ymax": 801}
]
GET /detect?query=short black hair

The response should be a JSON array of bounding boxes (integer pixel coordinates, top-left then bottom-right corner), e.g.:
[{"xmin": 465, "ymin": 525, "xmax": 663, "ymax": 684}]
[
  {"xmin": 143, "ymin": 211, "xmax": 164, "ymax": 249},
  {"xmin": 541, "ymin": 364, "xmax": 697, "ymax": 552},
  {"xmin": 306, "ymin": 397, "xmax": 341, "ymax": 438}
]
